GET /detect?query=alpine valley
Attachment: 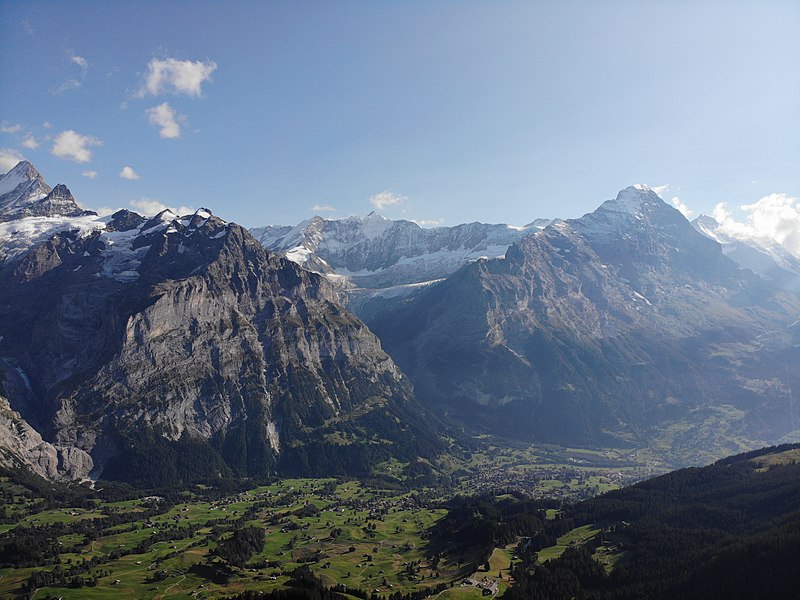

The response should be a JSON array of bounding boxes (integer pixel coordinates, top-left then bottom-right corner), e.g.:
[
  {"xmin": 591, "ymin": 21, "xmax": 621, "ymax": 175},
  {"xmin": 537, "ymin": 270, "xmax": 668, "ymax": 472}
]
[{"xmin": 2, "ymin": 162, "xmax": 800, "ymax": 600}]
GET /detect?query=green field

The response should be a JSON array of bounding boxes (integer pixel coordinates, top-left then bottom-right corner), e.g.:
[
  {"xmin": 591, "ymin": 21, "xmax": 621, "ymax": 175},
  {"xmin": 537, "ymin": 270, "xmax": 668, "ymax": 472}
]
[
  {"xmin": 0, "ymin": 439, "xmax": 674, "ymax": 599},
  {"xmin": 536, "ymin": 524, "xmax": 603, "ymax": 562},
  {"xmin": 0, "ymin": 478, "xmax": 489, "ymax": 599}
]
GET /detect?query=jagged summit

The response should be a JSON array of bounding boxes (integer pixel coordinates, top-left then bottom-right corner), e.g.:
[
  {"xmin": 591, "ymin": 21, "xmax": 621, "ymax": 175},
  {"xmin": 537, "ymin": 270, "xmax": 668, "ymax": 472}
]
[
  {"xmin": 0, "ymin": 160, "xmax": 95, "ymax": 222},
  {"xmin": 566, "ymin": 184, "xmax": 688, "ymax": 245},
  {"xmin": 0, "ymin": 160, "xmax": 52, "ymax": 215},
  {"xmin": 0, "ymin": 160, "xmax": 42, "ymax": 187}
]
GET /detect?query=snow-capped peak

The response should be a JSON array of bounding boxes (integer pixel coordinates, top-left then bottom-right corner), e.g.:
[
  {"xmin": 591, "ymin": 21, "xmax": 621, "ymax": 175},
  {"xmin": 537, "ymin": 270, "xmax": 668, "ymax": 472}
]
[
  {"xmin": 362, "ymin": 211, "xmax": 392, "ymax": 239},
  {"xmin": 0, "ymin": 160, "xmax": 50, "ymax": 206},
  {"xmin": 0, "ymin": 161, "xmax": 41, "ymax": 195},
  {"xmin": 692, "ymin": 215, "xmax": 722, "ymax": 241},
  {"xmin": 608, "ymin": 185, "xmax": 663, "ymax": 215}
]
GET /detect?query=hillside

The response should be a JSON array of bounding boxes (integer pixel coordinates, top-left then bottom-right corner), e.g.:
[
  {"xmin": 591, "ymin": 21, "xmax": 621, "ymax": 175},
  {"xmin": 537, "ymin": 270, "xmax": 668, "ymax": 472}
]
[{"xmin": 507, "ymin": 443, "xmax": 800, "ymax": 599}]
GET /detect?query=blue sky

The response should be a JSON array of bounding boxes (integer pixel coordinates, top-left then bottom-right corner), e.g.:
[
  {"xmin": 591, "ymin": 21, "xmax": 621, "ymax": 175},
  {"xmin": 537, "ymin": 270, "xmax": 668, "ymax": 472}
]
[{"xmin": 1, "ymin": 1, "xmax": 798, "ymax": 230}]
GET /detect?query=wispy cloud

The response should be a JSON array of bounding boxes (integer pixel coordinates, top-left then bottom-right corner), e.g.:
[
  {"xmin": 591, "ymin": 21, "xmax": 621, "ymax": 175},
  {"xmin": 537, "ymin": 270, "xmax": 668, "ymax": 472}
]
[
  {"xmin": 119, "ymin": 166, "xmax": 140, "ymax": 180},
  {"xmin": 137, "ymin": 58, "xmax": 217, "ymax": 97},
  {"xmin": 671, "ymin": 196, "xmax": 694, "ymax": 218},
  {"xmin": 0, "ymin": 122, "xmax": 22, "ymax": 134},
  {"xmin": 0, "ymin": 148, "xmax": 25, "ymax": 172},
  {"xmin": 51, "ymin": 130, "xmax": 102, "ymax": 163},
  {"xmin": 130, "ymin": 197, "xmax": 194, "ymax": 216},
  {"xmin": 369, "ymin": 191, "xmax": 406, "ymax": 210},
  {"xmin": 51, "ymin": 53, "xmax": 90, "ymax": 96},
  {"xmin": 146, "ymin": 102, "xmax": 182, "ymax": 139},
  {"xmin": 311, "ymin": 204, "xmax": 336, "ymax": 213},
  {"xmin": 21, "ymin": 134, "xmax": 40, "ymax": 150},
  {"xmin": 53, "ymin": 78, "xmax": 82, "ymax": 95},
  {"xmin": 82, "ymin": 170, "xmax": 98, "ymax": 179},
  {"xmin": 70, "ymin": 54, "xmax": 88, "ymax": 70},
  {"xmin": 713, "ymin": 193, "xmax": 800, "ymax": 256},
  {"xmin": 413, "ymin": 218, "xmax": 444, "ymax": 227}
]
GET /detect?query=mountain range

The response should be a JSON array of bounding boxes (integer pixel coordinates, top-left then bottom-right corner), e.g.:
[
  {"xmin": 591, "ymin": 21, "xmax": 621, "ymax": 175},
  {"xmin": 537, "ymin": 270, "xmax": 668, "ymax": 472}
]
[
  {"xmin": 0, "ymin": 162, "xmax": 439, "ymax": 486},
  {"xmin": 251, "ymin": 213, "xmax": 550, "ymax": 318},
  {"xmin": 1, "ymin": 161, "xmax": 799, "ymax": 485},
  {"xmin": 260, "ymin": 186, "xmax": 800, "ymax": 465}
]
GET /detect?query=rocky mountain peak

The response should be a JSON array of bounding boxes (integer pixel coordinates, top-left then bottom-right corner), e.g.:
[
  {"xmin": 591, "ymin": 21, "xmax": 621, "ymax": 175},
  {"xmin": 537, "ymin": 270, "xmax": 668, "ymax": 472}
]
[
  {"xmin": 692, "ymin": 214, "xmax": 720, "ymax": 233},
  {"xmin": 0, "ymin": 160, "xmax": 52, "ymax": 217},
  {"xmin": 568, "ymin": 185, "xmax": 692, "ymax": 244},
  {"xmin": 0, "ymin": 161, "xmax": 96, "ymax": 222},
  {"xmin": 607, "ymin": 184, "xmax": 665, "ymax": 214},
  {"xmin": 1, "ymin": 160, "xmax": 42, "ymax": 183}
]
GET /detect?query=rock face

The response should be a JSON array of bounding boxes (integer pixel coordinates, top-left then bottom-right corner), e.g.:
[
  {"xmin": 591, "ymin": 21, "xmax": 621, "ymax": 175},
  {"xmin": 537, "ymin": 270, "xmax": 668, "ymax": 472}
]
[
  {"xmin": 368, "ymin": 186, "xmax": 800, "ymax": 457},
  {"xmin": 0, "ymin": 164, "xmax": 439, "ymax": 485},
  {"xmin": 252, "ymin": 213, "xmax": 547, "ymax": 315},
  {"xmin": 0, "ymin": 394, "xmax": 93, "ymax": 480}
]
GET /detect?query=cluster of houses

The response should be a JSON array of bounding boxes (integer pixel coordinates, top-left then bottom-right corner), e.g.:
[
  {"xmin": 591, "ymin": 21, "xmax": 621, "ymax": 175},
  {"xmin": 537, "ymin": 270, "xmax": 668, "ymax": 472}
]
[{"xmin": 462, "ymin": 576, "xmax": 499, "ymax": 596}]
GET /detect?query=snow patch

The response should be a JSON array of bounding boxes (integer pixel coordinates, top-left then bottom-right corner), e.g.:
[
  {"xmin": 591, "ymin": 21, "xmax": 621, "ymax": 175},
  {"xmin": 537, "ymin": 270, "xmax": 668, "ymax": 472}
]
[
  {"xmin": 285, "ymin": 246, "xmax": 314, "ymax": 265},
  {"xmin": 99, "ymin": 227, "xmax": 150, "ymax": 282},
  {"xmin": 0, "ymin": 214, "xmax": 105, "ymax": 261}
]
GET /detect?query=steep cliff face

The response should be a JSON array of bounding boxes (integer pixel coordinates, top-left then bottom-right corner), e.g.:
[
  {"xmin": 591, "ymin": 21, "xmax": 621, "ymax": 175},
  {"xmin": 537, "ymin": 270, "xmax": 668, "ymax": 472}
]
[
  {"xmin": 0, "ymin": 394, "xmax": 93, "ymax": 480},
  {"xmin": 369, "ymin": 187, "xmax": 800, "ymax": 453},
  {"xmin": 0, "ymin": 164, "xmax": 438, "ymax": 485}
]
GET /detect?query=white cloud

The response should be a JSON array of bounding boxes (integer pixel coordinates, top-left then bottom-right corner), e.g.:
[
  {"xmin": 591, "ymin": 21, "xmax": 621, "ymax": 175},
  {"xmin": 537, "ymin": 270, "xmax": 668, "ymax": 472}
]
[
  {"xmin": 671, "ymin": 196, "xmax": 695, "ymax": 218},
  {"xmin": 53, "ymin": 78, "xmax": 82, "ymax": 95},
  {"xmin": 146, "ymin": 102, "xmax": 182, "ymax": 139},
  {"xmin": 0, "ymin": 148, "xmax": 25, "ymax": 172},
  {"xmin": 369, "ymin": 191, "xmax": 406, "ymax": 210},
  {"xmin": 51, "ymin": 130, "xmax": 102, "ymax": 163},
  {"xmin": 21, "ymin": 135, "xmax": 40, "ymax": 150},
  {"xmin": 713, "ymin": 193, "xmax": 800, "ymax": 256},
  {"xmin": 651, "ymin": 184, "xmax": 669, "ymax": 197},
  {"xmin": 82, "ymin": 170, "xmax": 98, "ymax": 179},
  {"xmin": 70, "ymin": 54, "xmax": 88, "ymax": 70},
  {"xmin": 137, "ymin": 58, "xmax": 217, "ymax": 97},
  {"xmin": 92, "ymin": 206, "xmax": 115, "ymax": 217},
  {"xmin": 129, "ymin": 197, "xmax": 194, "ymax": 216},
  {"xmin": 311, "ymin": 204, "xmax": 336, "ymax": 213},
  {"xmin": 0, "ymin": 122, "xmax": 22, "ymax": 134},
  {"xmin": 119, "ymin": 165, "xmax": 140, "ymax": 180},
  {"xmin": 412, "ymin": 218, "xmax": 444, "ymax": 227}
]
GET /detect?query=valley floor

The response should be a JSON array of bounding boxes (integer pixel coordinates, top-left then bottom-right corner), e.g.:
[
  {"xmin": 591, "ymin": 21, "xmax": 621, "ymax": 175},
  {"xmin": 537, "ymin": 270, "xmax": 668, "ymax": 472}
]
[{"xmin": 0, "ymin": 438, "xmax": 785, "ymax": 599}]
